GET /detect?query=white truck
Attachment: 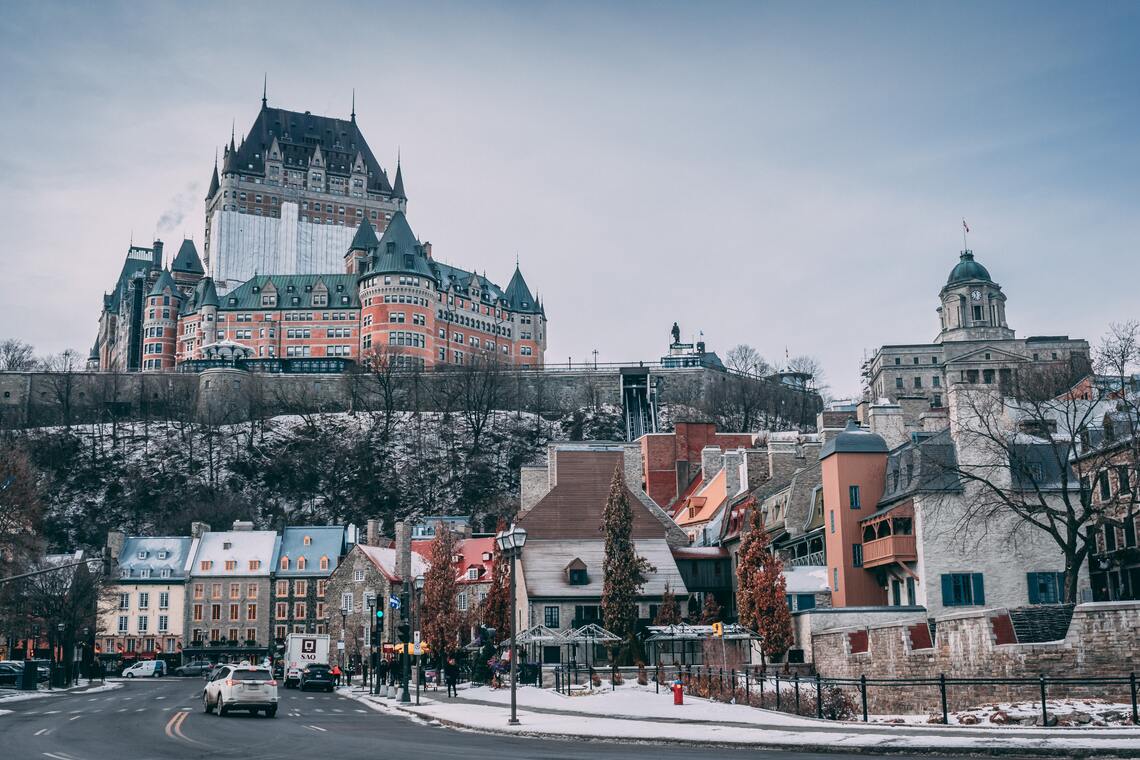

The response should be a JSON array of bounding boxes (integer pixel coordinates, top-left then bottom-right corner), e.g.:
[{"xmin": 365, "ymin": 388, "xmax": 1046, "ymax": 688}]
[{"xmin": 282, "ymin": 633, "xmax": 330, "ymax": 688}]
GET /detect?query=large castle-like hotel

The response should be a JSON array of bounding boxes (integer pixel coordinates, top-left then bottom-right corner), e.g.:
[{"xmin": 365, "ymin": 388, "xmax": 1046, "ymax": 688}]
[{"xmin": 93, "ymin": 93, "xmax": 547, "ymax": 372}]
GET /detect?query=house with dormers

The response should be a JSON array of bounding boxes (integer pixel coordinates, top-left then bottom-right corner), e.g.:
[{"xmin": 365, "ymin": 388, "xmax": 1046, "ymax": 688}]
[
  {"xmin": 98, "ymin": 533, "xmax": 193, "ymax": 664},
  {"xmin": 271, "ymin": 526, "xmax": 346, "ymax": 641},
  {"xmin": 182, "ymin": 521, "xmax": 278, "ymax": 660}
]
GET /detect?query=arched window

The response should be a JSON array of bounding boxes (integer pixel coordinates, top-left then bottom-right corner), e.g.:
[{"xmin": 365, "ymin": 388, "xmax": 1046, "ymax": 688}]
[
  {"xmin": 297, "ymin": 556, "xmax": 307, "ymax": 570},
  {"xmin": 319, "ymin": 556, "xmax": 329, "ymax": 570},
  {"xmin": 280, "ymin": 556, "xmax": 289, "ymax": 570}
]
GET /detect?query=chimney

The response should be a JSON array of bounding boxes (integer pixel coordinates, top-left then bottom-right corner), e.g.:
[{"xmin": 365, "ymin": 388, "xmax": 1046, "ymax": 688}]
[
  {"xmin": 742, "ymin": 448, "xmax": 769, "ymax": 489},
  {"xmin": 366, "ymin": 519, "xmax": 380, "ymax": 547},
  {"xmin": 724, "ymin": 450, "xmax": 744, "ymax": 496},
  {"xmin": 700, "ymin": 446, "xmax": 723, "ymax": 483},
  {"xmin": 674, "ymin": 460, "xmax": 692, "ymax": 503},
  {"xmin": 231, "ymin": 520, "xmax": 254, "ymax": 532},
  {"xmin": 152, "ymin": 239, "xmax": 164, "ymax": 269},
  {"xmin": 190, "ymin": 521, "xmax": 211, "ymax": 539},
  {"xmin": 767, "ymin": 440, "xmax": 799, "ymax": 483},
  {"xmin": 423, "ymin": 241, "xmax": 432, "ymax": 259},
  {"xmin": 395, "ymin": 521, "xmax": 411, "ymax": 582},
  {"xmin": 106, "ymin": 531, "xmax": 126, "ymax": 564},
  {"xmin": 867, "ymin": 401, "xmax": 908, "ymax": 451}
]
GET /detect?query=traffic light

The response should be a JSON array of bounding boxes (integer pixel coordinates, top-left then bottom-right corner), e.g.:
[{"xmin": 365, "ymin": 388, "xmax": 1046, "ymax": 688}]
[
  {"xmin": 397, "ymin": 621, "xmax": 411, "ymax": 644},
  {"xmin": 711, "ymin": 621, "xmax": 724, "ymax": 638},
  {"xmin": 375, "ymin": 608, "xmax": 384, "ymax": 620}
]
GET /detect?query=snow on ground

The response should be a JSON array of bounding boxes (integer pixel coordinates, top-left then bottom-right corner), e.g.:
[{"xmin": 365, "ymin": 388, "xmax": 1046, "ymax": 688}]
[
  {"xmin": 871, "ymin": 698, "xmax": 1137, "ymax": 727},
  {"xmin": 0, "ymin": 681, "xmax": 120, "ymax": 705}
]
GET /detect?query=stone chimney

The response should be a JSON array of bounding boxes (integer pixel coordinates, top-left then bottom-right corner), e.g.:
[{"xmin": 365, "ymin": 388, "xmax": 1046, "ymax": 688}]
[
  {"xmin": 724, "ymin": 450, "xmax": 744, "ymax": 496},
  {"xmin": 231, "ymin": 520, "xmax": 254, "ymax": 532},
  {"xmin": 919, "ymin": 410, "xmax": 950, "ymax": 433},
  {"xmin": 674, "ymin": 460, "xmax": 692, "ymax": 502},
  {"xmin": 395, "ymin": 520, "xmax": 411, "ymax": 582},
  {"xmin": 152, "ymin": 239, "xmax": 164, "ymax": 269},
  {"xmin": 742, "ymin": 448, "xmax": 769, "ymax": 489},
  {"xmin": 700, "ymin": 446, "xmax": 723, "ymax": 483},
  {"xmin": 366, "ymin": 519, "xmax": 380, "ymax": 547},
  {"xmin": 423, "ymin": 241, "xmax": 432, "ymax": 259},
  {"xmin": 190, "ymin": 521, "xmax": 211, "ymax": 539},
  {"xmin": 867, "ymin": 401, "xmax": 908, "ymax": 451},
  {"xmin": 106, "ymin": 531, "xmax": 126, "ymax": 564},
  {"xmin": 767, "ymin": 440, "xmax": 800, "ymax": 483}
]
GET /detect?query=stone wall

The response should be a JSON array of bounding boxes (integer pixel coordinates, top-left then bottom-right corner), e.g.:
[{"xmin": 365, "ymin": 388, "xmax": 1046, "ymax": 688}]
[{"xmin": 811, "ymin": 602, "xmax": 1140, "ymax": 713}]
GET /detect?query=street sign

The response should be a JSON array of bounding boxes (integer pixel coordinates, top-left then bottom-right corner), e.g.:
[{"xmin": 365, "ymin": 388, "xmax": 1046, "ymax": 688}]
[
  {"xmin": 389, "ymin": 595, "xmax": 401, "ymax": 610},
  {"xmin": 337, "ymin": 641, "xmax": 345, "ymax": 650},
  {"xmin": 413, "ymin": 631, "xmax": 421, "ymax": 646}
]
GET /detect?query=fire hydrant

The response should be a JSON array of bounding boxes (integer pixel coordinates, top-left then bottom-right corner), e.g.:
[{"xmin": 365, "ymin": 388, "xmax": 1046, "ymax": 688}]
[{"xmin": 671, "ymin": 680, "xmax": 684, "ymax": 705}]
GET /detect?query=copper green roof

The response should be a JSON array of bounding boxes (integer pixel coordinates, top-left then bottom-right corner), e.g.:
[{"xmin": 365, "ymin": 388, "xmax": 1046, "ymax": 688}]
[
  {"xmin": 946, "ymin": 250, "xmax": 992, "ymax": 285},
  {"xmin": 147, "ymin": 269, "xmax": 178, "ymax": 297},
  {"xmin": 221, "ymin": 274, "xmax": 360, "ymax": 310}
]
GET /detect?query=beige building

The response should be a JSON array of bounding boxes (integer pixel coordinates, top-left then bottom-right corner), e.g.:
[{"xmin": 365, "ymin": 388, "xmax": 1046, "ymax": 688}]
[{"xmin": 98, "ymin": 534, "xmax": 193, "ymax": 661}]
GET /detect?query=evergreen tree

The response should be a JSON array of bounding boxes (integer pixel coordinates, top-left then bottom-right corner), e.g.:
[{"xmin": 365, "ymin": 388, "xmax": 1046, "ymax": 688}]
[
  {"xmin": 601, "ymin": 465, "xmax": 654, "ymax": 664},
  {"xmin": 421, "ymin": 523, "xmax": 462, "ymax": 662},
  {"xmin": 653, "ymin": 583, "xmax": 681, "ymax": 625},
  {"xmin": 735, "ymin": 508, "xmax": 793, "ymax": 663},
  {"xmin": 698, "ymin": 592, "xmax": 722, "ymax": 624},
  {"xmin": 480, "ymin": 518, "xmax": 511, "ymax": 641}
]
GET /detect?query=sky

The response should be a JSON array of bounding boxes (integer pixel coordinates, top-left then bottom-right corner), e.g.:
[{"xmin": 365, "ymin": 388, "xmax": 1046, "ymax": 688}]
[{"xmin": 1, "ymin": 0, "xmax": 1138, "ymax": 397}]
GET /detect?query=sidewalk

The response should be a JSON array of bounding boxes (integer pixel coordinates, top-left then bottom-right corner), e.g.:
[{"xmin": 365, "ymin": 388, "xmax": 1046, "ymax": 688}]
[
  {"xmin": 0, "ymin": 680, "xmax": 121, "ymax": 705},
  {"xmin": 339, "ymin": 682, "xmax": 1140, "ymax": 757}
]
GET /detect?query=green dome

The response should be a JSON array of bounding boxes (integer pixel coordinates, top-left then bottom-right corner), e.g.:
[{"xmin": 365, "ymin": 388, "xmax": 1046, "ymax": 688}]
[{"xmin": 947, "ymin": 251, "xmax": 992, "ymax": 285}]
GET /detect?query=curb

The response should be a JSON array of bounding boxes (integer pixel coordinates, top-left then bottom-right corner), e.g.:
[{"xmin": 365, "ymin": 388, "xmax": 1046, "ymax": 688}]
[{"xmin": 338, "ymin": 688, "xmax": 1140, "ymax": 758}]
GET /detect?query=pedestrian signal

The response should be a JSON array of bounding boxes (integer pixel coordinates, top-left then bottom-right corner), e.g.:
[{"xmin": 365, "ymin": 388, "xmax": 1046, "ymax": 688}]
[{"xmin": 711, "ymin": 621, "xmax": 724, "ymax": 637}]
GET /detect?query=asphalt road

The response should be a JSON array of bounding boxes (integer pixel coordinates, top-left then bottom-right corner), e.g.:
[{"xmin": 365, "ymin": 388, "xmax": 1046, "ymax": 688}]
[{"xmin": 0, "ymin": 678, "xmax": 921, "ymax": 760}]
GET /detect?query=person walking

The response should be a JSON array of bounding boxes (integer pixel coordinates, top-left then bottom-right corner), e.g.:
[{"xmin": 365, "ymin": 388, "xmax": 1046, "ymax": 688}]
[
  {"xmin": 330, "ymin": 663, "xmax": 342, "ymax": 687},
  {"xmin": 376, "ymin": 658, "xmax": 389, "ymax": 691},
  {"xmin": 444, "ymin": 657, "xmax": 459, "ymax": 698}
]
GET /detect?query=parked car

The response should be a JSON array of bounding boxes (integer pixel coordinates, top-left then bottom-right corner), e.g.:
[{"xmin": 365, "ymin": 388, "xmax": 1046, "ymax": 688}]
[
  {"xmin": 0, "ymin": 662, "xmax": 22, "ymax": 687},
  {"xmin": 298, "ymin": 664, "xmax": 334, "ymax": 692},
  {"xmin": 1, "ymin": 660, "xmax": 50, "ymax": 683},
  {"xmin": 202, "ymin": 663, "xmax": 277, "ymax": 717},
  {"xmin": 175, "ymin": 660, "xmax": 214, "ymax": 677},
  {"xmin": 122, "ymin": 660, "xmax": 165, "ymax": 678}
]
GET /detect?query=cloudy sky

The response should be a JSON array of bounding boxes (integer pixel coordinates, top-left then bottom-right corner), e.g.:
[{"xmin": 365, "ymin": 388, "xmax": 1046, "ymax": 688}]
[{"xmin": 1, "ymin": 1, "xmax": 1137, "ymax": 396}]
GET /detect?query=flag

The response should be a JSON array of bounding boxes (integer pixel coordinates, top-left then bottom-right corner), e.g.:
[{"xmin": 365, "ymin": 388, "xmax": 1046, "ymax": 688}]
[{"xmin": 962, "ymin": 218, "xmax": 970, "ymax": 233}]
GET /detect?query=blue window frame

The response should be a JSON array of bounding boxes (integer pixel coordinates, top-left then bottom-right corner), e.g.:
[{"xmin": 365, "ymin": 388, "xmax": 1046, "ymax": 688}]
[
  {"xmin": 1026, "ymin": 572, "xmax": 1065, "ymax": 604},
  {"xmin": 852, "ymin": 544, "xmax": 863, "ymax": 568},
  {"xmin": 849, "ymin": 485, "xmax": 861, "ymax": 509},
  {"xmin": 941, "ymin": 573, "xmax": 984, "ymax": 606}
]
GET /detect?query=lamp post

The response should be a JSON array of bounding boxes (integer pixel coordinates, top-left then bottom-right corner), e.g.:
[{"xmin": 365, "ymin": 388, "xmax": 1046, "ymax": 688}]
[
  {"xmin": 339, "ymin": 607, "xmax": 347, "ymax": 683},
  {"xmin": 495, "ymin": 523, "xmax": 528, "ymax": 726},
  {"xmin": 413, "ymin": 575, "xmax": 424, "ymax": 705}
]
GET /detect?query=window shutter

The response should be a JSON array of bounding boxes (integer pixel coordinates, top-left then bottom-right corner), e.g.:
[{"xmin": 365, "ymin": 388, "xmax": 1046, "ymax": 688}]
[
  {"xmin": 940, "ymin": 574, "xmax": 953, "ymax": 605},
  {"xmin": 972, "ymin": 573, "xmax": 986, "ymax": 605},
  {"xmin": 1026, "ymin": 573, "xmax": 1039, "ymax": 604}
]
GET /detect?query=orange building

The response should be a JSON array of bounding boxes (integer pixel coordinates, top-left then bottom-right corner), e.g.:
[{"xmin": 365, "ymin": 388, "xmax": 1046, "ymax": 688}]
[
  {"xmin": 640, "ymin": 422, "xmax": 756, "ymax": 508},
  {"xmin": 819, "ymin": 420, "xmax": 889, "ymax": 606}
]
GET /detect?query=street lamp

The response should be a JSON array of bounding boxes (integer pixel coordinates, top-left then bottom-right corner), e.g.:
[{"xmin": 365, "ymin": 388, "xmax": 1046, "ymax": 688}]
[
  {"xmin": 414, "ymin": 575, "xmax": 424, "ymax": 705},
  {"xmin": 495, "ymin": 523, "xmax": 528, "ymax": 726},
  {"xmin": 339, "ymin": 607, "xmax": 348, "ymax": 682}
]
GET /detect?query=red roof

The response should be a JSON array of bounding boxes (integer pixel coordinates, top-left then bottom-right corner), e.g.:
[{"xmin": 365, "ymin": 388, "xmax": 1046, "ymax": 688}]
[{"xmin": 409, "ymin": 536, "xmax": 496, "ymax": 584}]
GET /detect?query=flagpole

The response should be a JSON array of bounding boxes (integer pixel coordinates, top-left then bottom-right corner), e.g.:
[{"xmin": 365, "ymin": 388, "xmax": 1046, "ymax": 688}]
[{"xmin": 962, "ymin": 218, "xmax": 969, "ymax": 251}]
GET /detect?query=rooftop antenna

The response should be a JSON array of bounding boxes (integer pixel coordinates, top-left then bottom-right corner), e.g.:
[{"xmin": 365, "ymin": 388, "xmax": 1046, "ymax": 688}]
[
  {"xmin": 351, "ymin": 88, "xmax": 356, "ymax": 121},
  {"xmin": 262, "ymin": 73, "xmax": 267, "ymax": 108}
]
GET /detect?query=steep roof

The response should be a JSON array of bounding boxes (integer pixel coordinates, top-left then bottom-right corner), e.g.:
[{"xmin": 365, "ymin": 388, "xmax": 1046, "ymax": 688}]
[
  {"xmin": 206, "ymin": 159, "xmax": 220, "ymax": 200},
  {"xmin": 349, "ymin": 218, "xmax": 380, "ymax": 251},
  {"xmin": 227, "ymin": 103, "xmax": 394, "ymax": 195},
  {"xmin": 117, "ymin": 537, "xmax": 193, "ymax": 580},
  {"xmin": 275, "ymin": 526, "xmax": 346, "ymax": 577},
  {"xmin": 392, "ymin": 160, "xmax": 406, "ymax": 199},
  {"xmin": 190, "ymin": 530, "xmax": 279, "ymax": 576},
  {"xmin": 357, "ymin": 545, "xmax": 429, "ymax": 583},
  {"xmin": 147, "ymin": 269, "xmax": 178, "ymax": 297},
  {"xmin": 674, "ymin": 468, "xmax": 729, "ymax": 527},
  {"xmin": 222, "ymin": 274, "xmax": 360, "ymax": 310},
  {"xmin": 504, "ymin": 265, "xmax": 538, "ymax": 313},
  {"xmin": 819, "ymin": 420, "xmax": 888, "ymax": 459},
  {"xmin": 521, "ymin": 538, "xmax": 687, "ymax": 600},
  {"xmin": 946, "ymin": 250, "xmax": 993, "ymax": 286},
  {"xmin": 103, "ymin": 246, "xmax": 154, "ymax": 313},
  {"xmin": 171, "ymin": 239, "xmax": 205, "ymax": 275},
  {"xmin": 199, "ymin": 278, "xmax": 219, "ymax": 308},
  {"xmin": 360, "ymin": 212, "xmax": 436, "ymax": 282}
]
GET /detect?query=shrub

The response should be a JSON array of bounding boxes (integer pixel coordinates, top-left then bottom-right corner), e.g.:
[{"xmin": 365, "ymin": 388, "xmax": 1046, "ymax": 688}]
[{"xmin": 637, "ymin": 663, "xmax": 648, "ymax": 686}]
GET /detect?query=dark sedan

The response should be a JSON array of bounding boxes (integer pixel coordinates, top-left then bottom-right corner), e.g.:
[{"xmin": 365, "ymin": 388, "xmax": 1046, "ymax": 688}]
[
  {"xmin": 174, "ymin": 660, "xmax": 214, "ymax": 677},
  {"xmin": 298, "ymin": 664, "xmax": 335, "ymax": 692},
  {"xmin": 0, "ymin": 662, "xmax": 22, "ymax": 687}
]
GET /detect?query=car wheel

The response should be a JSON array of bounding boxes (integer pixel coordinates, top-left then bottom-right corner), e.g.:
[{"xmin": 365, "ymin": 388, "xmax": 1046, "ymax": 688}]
[
  {"xmin": 266, "ymin": 705, "xmax": 277, "ymax": 718},
  {"xmin": 126, "ymin": 673, "xmax": 134, "ymax": 678},
  {"xmin": 203, "ymin": 693, "xmax": 214, "ymax": 714},
  {"xmin": 219, "ymin": 699, "xmax": 229, "ymax": 717}
]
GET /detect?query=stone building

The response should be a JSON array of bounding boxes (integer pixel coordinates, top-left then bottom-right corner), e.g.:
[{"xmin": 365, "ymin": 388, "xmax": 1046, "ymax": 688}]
[
  {"xmin": 863, "ymin": 248, "xmax": 1089, "ymax": 425},
  {"xmin": 204, "ymin": 92, "xmax": 405, "ymax": 290},
  {"xmin": 98, "ymin": 534, "xmax": 192, "ymax": 662},
  {"xmin": 270, "ymin": 526, "xmax": 346, "ymax": 641},
  {"xmin": 182, "ymin": 521, "xmax": 277, "ymax": 661}
]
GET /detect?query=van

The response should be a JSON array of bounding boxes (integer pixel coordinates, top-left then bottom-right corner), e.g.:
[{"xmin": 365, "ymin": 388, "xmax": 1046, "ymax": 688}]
[{"xmin": 122, "ymin": 660, "xmax": 165, "ymax": 678}]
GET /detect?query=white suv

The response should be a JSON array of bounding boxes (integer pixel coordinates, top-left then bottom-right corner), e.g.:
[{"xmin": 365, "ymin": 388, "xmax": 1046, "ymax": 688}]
[{"xmin": 203, "ymin": 663, "xmax": 278, "ymax": 717}]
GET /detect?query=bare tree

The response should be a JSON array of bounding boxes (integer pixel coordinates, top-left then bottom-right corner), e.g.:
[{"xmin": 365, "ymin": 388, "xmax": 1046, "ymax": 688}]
[
  {"xmin": 456, "ymin": 355, "xmax": 505, "ymax": 454},
  {"xmin": 0, "ymin": 339, "xmax": 36, "ymax": 371},
  {"xmin": 930, "ymin": 358, "xmax": 1121, "ymax": 603},
  {"xmin": 360, "ymin": 345, "xmax": 409, "ymax": 443},
  {"xmin": 38, "ymin": 350, "xmax": 82, "ymax": 430},
  {"xmin": 725, "ymin": 344, "xmax": 771, "ymax": 377}
]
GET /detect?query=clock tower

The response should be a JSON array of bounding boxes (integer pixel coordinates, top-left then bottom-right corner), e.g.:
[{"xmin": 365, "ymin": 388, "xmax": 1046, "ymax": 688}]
[{"xmin": 935, "ymin": 250, "xmax": 1014, "ymax": 343}]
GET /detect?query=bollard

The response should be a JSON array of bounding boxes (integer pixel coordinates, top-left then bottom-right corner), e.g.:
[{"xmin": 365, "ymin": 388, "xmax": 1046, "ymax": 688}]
[
  {"xmin": 744, "ymin": 670, "xmax": 750, "ymax": 706},
  {"xmin": 1039, "ymin": 674, "xmax": 1048, "ymax": 726},
  {"xmin": 776, "ymin": 674, "xmax": 781, "ymax": 710},
  {"xmin": 731, "ymin": 669, "xmax": 736, "ymax": 702},
  {"xmin": 860, "ymin": 674, "xmax": 868, "ymax": 722},
  {"xmin": 938, "ymin": 673, "xmax": 948, "ymax": 724},
  {"xmin": 816, "ymin": 673, "xmax": 823, "ymax": 719},
  {"xmin": 1131, "ymin": 672, "xmax": 1138, "ymax": 725},
  {"xmin": 794, "ymin": 673, "xmax": 801, "ymax": 715}
]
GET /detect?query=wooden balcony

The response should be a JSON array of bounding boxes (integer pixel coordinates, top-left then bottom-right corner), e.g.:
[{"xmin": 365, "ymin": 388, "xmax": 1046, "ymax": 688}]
[{"xmin": 862, "ymin": 534, "xmax": 917, "ymax": 568}]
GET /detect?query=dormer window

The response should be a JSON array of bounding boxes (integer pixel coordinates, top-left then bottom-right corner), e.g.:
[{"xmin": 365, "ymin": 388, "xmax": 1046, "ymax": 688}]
[
  {"xmin": 319, "ymin": 556, "xmax": 329, "ymax": 570},
  {"xmin": 297, "ymin": 556, "xmax": 307, "ymax": 570},
  {"xmin": 303, "ymin": 535, "xmax": 312, "ymax": 545},
  {"xmin": 223, "ymin": 542, "xmax": 232, "ymax": 550},
  {"xmin": 137, "ymin": 551, "xmax": 148, "ymax": 560},
  {"xmin": 466, "ymin": 568, "xmax": 479, "ymax": 580},
  {"xmin": 280, "ymin": 557, "xmax": 289, "ymax": 570},
  {"xmin": 157, "ymin": 551, "xmax": 168, "ymax": 560},
  {"xmin": 120, "ymin": 568, "xmax": 131, "ymax": 578},
  {"xmin": 481, "ymin": 552, "xmax": 493, "ymax": 561},
  {"xmin": 566, "ymin": 558, "xmax": 589, "ymax": 585},
  {"xmin": 140, "ymin": 568, "xmax": 151, "ymax": 578},
  {"xmin": 160, "ymin": 568, "xmax": 172, "ymax": 578}
]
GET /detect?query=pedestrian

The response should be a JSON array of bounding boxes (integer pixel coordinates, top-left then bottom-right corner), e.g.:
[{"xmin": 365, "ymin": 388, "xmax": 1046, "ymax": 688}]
[
  {"xmin": 330, "ymin": 663, "xmax": 342, "ymax": 686},
  {"xmin": 444, "ymin": 657, "xmax": 459, "ymax": 698},
  {"xmin": 376, "ymin": 658, "xmax": 389, "ymax": 690}
]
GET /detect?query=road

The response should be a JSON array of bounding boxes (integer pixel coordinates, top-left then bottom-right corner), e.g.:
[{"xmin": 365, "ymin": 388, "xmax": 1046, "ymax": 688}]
[{"xmin": 0, "ymin": 678, "xmax": 918, "ymax": 759}]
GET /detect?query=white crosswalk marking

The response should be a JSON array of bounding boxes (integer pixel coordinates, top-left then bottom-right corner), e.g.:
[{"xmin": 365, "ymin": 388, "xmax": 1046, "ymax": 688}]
[
  {"xmin": 34, "ymin": 728, "xmax": 48, "ymax": 736},
  {"xmin": 69, "ymin": 715, "xmax": 82, "ymax": 721}
]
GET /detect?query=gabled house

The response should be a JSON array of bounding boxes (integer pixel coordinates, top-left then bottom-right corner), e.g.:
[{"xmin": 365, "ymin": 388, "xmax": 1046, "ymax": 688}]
[
  {"xmin": 271, "ymin": 526, "xmax": 346, "ymax": 641},
  {"xmin": 517, "ymin": 443, "xmax": 689, "ymax": 662}
]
